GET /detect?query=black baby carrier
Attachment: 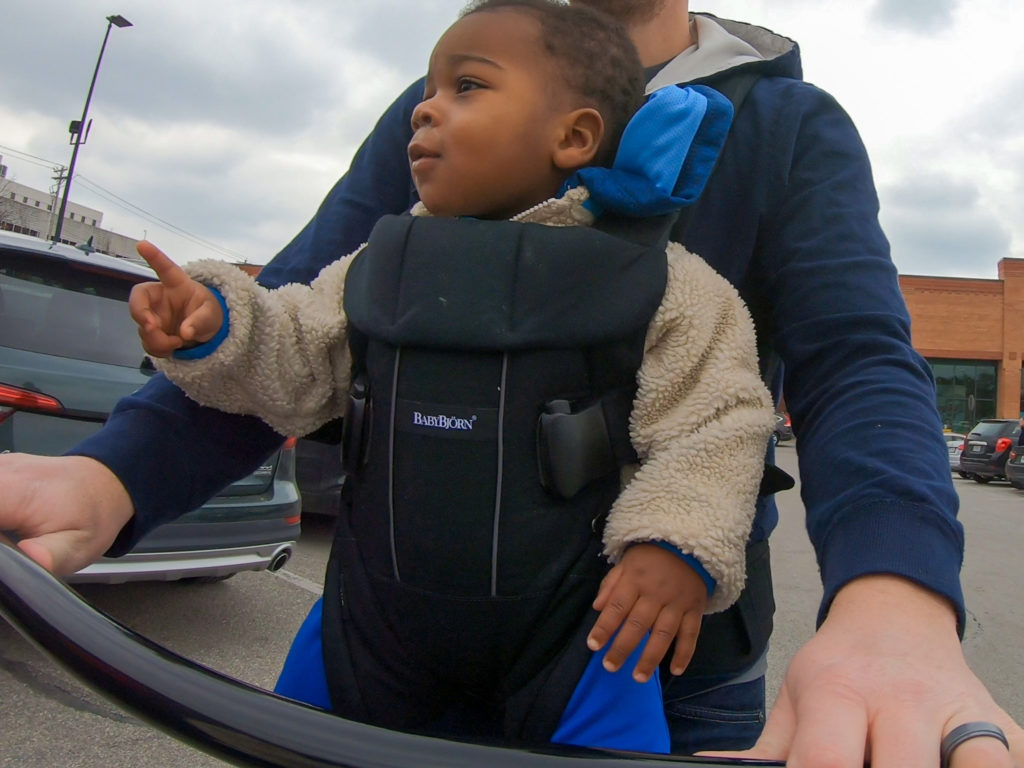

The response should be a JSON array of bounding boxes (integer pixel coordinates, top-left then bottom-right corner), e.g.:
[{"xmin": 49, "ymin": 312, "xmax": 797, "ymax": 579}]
[{"xmin": 320, "ymin": 211, "xmax": 672, "ymax": 741}]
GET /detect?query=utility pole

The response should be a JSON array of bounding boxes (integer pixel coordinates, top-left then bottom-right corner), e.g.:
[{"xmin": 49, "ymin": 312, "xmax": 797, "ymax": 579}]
[
  {"xmin": 52, "ymin": 13, "xmax": 132, "ymax": 244},
  {"xmin": 48, "ymin": 166, "xmax": 67, "ymax": 241}
]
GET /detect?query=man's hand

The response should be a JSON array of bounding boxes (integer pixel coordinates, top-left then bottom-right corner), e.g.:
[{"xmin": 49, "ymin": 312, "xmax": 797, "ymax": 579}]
[
  {"xmin": 587, "ymin": 542, "xmax": 707, "ymax": 683},
  {"xmin": 0, "ymin": 453, "xmax": 135, "ymax": 576},
  {"xmin": 707, "ymin": 575, "xmax": 1024, "ymax": 767},
  {"xmin": 130, "ymin": 241, "xmax": 223, "ymax": 358}
]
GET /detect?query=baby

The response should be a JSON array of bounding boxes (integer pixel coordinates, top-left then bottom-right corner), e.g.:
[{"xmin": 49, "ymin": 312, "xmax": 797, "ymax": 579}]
[{"xmin": 130, "ymin": 0, "xmax": 773, "ymax": 753}]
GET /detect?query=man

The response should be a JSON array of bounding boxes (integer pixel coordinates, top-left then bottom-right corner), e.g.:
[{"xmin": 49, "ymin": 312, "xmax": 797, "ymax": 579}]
[{"xmin": 1, "ymin": 1, "xmax": 1021, "ymax": 766}]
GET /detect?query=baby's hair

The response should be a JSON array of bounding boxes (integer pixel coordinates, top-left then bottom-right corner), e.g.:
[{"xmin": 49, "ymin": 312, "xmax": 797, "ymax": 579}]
[{"xmin": 460, "ymin": 0, "xmax": 644, "ymax": 166}]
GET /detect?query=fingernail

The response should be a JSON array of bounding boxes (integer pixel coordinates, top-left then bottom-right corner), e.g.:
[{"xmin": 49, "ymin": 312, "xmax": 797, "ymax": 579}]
[
  {"xmin": 633, "ymin": 671, "xmax": 649, "ymax": 683},
  {"xmin": 587, "ymin": 637, "xmax": 600, "ymax": 651},
  {"xmin": 602, "ymin": 659, "xmax": 616, "ymax": 673}
]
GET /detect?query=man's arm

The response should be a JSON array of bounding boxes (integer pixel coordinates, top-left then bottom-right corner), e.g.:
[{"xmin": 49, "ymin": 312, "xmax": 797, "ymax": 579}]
[
  {"xmin": 703, "ymin": 77, "xmax": 1022, "ymax": 766},
  {"xmin": 758, "ymin": 81, "xmax": 963, "ymax": 625}
]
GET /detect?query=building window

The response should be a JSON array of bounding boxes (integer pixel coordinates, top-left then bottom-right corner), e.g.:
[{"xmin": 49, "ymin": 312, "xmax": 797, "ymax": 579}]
[
  {"xmin": 0, "ymin": 222, "xmax": 41, "ymax": 237},
  {"xmin": 22, "ymin": 196, "xmax": 28, "ymax": 203},
  {"xmin": 91, "ymin": 219, "xmax": 97, "ymax": 226},
  {"xmin": 930, "ymin": 359, "xmax": 998, "ymax": 433},
  {"xmin": 34, "ymin": 201, "xmax": 40, "ymax": 207}
]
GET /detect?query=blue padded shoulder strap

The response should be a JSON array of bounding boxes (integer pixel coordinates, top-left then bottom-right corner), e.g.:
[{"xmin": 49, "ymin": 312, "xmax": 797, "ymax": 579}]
[{"xmin": 563, "ymin": 84, "xmax": 733, "ymax": 218}]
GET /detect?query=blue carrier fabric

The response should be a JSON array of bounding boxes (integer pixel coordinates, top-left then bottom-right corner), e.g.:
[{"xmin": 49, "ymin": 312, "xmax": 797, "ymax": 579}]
[{"xmin": 320, "ymin": 211, "xmax": 671, "ymax": 741}]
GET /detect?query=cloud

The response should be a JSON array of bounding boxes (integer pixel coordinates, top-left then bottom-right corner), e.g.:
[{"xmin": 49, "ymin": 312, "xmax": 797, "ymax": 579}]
[
  {"xmin": 880, "ymin": 171, "xmax": 1012, "ymax": 277},
  {"xmin": 0, "ymin": 0, "xmax": 440, "ymax": 264},
  {"xmin": 5, "ymin": 0, "xmax": 1023, "ymax": 273},
  {"xmin": 344, "ymin": 0, "xmax": 466, "ymax": 78},
  {"xmin": 870, "ymin": 0, "xmax": 959, "ymax": 32}
]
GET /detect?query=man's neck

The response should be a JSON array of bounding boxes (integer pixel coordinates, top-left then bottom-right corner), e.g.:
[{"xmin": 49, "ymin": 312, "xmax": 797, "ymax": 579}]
[{"xmin": 628, "ymin": 3, "xmax": 694, "ymax": 67}]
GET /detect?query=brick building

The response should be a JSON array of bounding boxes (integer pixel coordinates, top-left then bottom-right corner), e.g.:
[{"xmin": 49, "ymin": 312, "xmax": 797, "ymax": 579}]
[{"xmin": 900, "ymin": 258, "xmax": 1024, "ymax": 433}]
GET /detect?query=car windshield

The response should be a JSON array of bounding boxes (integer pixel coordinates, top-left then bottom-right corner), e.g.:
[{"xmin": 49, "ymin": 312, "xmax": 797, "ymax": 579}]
[{"xmin": 0, "ymin": 249, "xmax": 146, "ymax": 368}]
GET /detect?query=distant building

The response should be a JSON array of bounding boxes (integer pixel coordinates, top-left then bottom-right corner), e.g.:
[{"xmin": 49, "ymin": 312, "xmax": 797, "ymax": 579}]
[
  {"xmin": 900, "ymin": 259, "xmax": 1024, "ymax": 432},
  {"xmin": 0, "ymin": 159, "xmax": 140, "ymax": 261}
]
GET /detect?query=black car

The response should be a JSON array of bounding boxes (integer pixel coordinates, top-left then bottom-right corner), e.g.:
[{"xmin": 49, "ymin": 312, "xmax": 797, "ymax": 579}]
[
  {"xmin": 771, "ymin": 411, "xmax": 793, "ymax": 445},
  {"xmin": 958, "ymin": 418, "xmax": 1021, "ymax": 484},
  {"xmin": 295, "ymin": 437, "xmax": 345, "ymax": 516},
  {"xmin": 1005, "ymin": 445, "xmax": 1024, "ymax": 490}
]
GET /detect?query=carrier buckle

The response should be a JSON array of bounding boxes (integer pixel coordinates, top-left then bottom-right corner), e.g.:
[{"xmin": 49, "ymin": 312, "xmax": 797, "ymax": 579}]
[
  {"xmin": 537, "ymin": 399, "xmax": 617, "ymax": 499},
  {"xmin": 341, "ymin": 374, "xmax": 370, "ymax": 476}
]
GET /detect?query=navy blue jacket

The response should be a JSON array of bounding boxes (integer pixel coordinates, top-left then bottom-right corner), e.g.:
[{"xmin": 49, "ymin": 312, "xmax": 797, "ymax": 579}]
[{"xmin": 74, "ymin": 19, "xmax": 964, "ymax": 628}]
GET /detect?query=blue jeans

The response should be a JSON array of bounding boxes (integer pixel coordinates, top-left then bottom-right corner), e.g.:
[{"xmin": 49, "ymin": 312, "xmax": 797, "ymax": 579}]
[{"xmin": 662, "ymin": 672, "xmax": 766, "ymax": 754}]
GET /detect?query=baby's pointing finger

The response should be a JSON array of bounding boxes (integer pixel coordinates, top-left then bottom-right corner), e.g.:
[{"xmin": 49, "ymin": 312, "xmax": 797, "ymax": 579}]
[{"xmin": 136, "ymin": 241, "xmax": 189, "ymax": 287}]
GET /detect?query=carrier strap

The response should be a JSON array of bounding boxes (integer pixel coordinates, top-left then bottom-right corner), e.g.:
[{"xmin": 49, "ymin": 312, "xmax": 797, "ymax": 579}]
[{"xmin": 343, "ymin": 215, "xmax": 668, "ymax": 351}]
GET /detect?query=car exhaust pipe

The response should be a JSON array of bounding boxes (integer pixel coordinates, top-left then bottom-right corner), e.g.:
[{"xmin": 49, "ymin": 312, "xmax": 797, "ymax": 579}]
[
  {"xmin": 268, "ymin": 546, "xmax": 292, "ymax": 572},
  {"xmin": 0, "ymin": 536, "xmax": 740, "ymax": 768}
]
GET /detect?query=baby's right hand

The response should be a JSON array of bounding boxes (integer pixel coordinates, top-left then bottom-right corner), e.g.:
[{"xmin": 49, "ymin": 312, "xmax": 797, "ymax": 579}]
[{"xmin": 130, "ymin": 241, "xmax": 223, "ymax": 358}]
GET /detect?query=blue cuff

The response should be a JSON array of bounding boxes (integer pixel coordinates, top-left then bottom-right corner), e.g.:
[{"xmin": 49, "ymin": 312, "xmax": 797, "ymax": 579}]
[
  {"xmin": 171, "ymin": 286, "xmax": 230, "ymax": 360},
  {"xmin": 645, "ymin": 540, "xmax": 717, "ymax": 597}
]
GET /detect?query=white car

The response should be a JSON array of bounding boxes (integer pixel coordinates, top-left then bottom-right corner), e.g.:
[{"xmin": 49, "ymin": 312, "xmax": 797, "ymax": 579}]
[{"xmin": 946, "ymin": 432, "xmax": 966, "ymax": 475}]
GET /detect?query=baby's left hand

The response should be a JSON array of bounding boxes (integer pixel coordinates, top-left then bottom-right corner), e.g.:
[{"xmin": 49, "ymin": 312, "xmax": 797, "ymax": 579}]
[{"xmin": 588, "ymin": 542, "xmax": 707, "ymax": 683}]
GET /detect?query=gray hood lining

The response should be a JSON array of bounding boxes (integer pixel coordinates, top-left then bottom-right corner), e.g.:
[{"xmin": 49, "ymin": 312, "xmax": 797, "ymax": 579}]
[{"xmin": 646, "ymin": 14, "xmax": 796, "ymax": 93}]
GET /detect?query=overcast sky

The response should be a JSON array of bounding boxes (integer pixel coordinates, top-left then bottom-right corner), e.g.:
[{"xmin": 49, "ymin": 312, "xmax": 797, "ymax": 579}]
[{"xmin": 2, "ymin": 0, "xmax": 1022, "ymax": 277}]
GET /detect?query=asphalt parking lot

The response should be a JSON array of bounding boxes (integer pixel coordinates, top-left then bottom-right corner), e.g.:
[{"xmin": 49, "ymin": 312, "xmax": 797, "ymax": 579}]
[{"xmin": 2, "ymin": 445, "xmax": 1022, "ymax": 767}]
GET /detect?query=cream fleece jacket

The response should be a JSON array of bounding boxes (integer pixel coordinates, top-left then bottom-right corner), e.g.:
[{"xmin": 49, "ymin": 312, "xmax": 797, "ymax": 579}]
[{"xmin": 156, "ymin": 187, "xmax": 774, "ymax": 612}]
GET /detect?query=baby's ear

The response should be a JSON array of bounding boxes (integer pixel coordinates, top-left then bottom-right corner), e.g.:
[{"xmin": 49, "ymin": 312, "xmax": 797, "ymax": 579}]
[{"xmin": 553, "ymin": 107, "xmax": 604, "ymax": 171}]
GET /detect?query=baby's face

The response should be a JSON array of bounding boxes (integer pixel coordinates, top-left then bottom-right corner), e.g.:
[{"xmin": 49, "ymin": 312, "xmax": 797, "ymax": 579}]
[{"xmin": 409, "ymin": 9, "xmax": 577, "ymax": 219}]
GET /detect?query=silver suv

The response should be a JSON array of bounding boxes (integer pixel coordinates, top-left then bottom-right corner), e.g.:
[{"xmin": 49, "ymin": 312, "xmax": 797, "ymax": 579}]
[{"xmin": 0, "ymin": 231, "xmax": 300, "ymax": 583}]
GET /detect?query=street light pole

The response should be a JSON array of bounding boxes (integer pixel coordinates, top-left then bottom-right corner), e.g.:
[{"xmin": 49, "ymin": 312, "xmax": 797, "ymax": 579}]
[{"xmin": 51, "ymin": 13, "xmax": 132, "ymax": 244}]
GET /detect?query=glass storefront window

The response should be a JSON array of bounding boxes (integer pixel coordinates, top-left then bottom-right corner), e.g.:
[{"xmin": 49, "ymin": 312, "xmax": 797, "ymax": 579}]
[{"xmin": 930, "ymin": 358, "xmax": 997, "ymax": 433}]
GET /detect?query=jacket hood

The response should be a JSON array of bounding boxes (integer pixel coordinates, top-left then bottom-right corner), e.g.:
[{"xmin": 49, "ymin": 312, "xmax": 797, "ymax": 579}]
[{"xmin": 646, "ymin": 13, "xmax": 802, "ymax": 92}]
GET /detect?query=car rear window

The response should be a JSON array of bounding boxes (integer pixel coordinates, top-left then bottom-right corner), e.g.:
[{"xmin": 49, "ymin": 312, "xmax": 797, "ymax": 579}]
[
  {"xmin": 969, "ymin": 421, "xmax": 1015, "ymax": 437},
  {"xmin": 0, "ymin": 248, "xmax": 147, "ymax": 368}
]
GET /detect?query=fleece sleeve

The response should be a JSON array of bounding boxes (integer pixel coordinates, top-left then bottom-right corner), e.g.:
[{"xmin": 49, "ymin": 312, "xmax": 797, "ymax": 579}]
[
  {"xmin": 602, "ymin": 245, "xmax": 775, "ymax": 614},
  {"xmin": 153, "ymin": 254, "xmax": 357, "ymax": 438}
]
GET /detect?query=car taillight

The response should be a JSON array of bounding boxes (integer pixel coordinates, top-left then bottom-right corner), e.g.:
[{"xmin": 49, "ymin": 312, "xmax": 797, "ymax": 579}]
[
  {"xmin": 995, "ymin": 437, "xmax": 1013, "ymax": 453},
  {"xmin": 282, "ymin": 436, "xmax": 298, "ymax": 451},
  {"xmin": 0, "ymin": 383, "xmax": 64, "ymax": 424}
]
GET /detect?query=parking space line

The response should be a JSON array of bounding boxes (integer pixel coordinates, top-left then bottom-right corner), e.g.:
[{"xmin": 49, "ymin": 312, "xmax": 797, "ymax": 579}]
[{"xmin": 269, "ymin": 569, "xmax": 323, "ymax": 596}]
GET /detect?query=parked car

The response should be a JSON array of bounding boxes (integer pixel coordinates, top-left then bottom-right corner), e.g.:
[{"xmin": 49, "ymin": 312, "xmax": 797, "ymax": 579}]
[
  {"xmin": 772, "ymin": 411, "xmax": 793, "ymax": 445},
  {"xmin": 0, "ymin": 231, "xmax": 300, "ymax": 583},
  {"xmin": 295, "ymin": 436, "xmax": 345, "ymax": 516},
  {"xmin": 1005, "ymin": 445, "xmax": 1024, "ymax": 490},
  {"xmin": 945, "ymin": 432, "xmax": 966, "ymax": 475},
  {"xmin": 958, "ymin": 418, "xmax": 1021, "ymax": 484}
]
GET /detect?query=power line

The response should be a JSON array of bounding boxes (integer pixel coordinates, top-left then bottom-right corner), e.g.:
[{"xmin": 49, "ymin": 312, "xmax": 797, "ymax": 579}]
[
  {"xmin": 74, "ymin": 175, "xmax": 248, "ymax": 261},
  {"xmin": 0, "ymin": 144, "xmax": 59, "ymax": 170},
  {"xmin": 0, "ymin": 143, "xmax": 249, "ymax": 262}
]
